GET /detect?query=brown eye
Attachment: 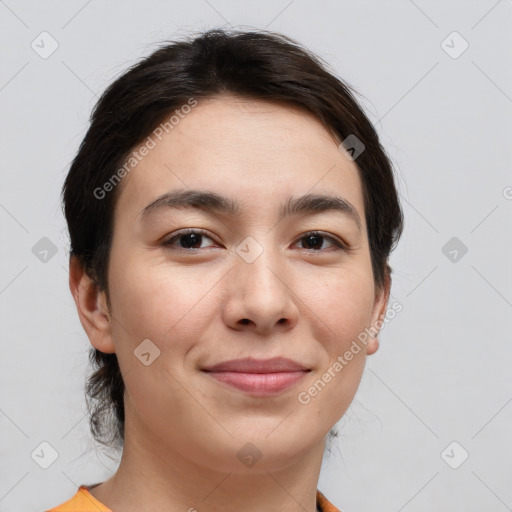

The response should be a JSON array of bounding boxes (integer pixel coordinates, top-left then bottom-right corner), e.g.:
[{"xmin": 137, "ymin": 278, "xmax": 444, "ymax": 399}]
[
  {"xmin": 296, "ymin": 231, "xmax": 345, "ymax": 252},
  {"xmin": 163, "ymin": 229, "xmax": 216, "ymax": 250}
]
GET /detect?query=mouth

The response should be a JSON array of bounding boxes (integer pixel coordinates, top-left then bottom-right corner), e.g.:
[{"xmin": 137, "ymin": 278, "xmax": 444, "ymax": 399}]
[{"xmin": 201, "ymin": 357, "xmax": 311, "ymax": 396}]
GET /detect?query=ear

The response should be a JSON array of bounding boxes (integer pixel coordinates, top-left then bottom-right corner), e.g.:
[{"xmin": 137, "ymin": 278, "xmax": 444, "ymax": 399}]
[
  {"xmin": 365, "ymin": 272, "xmax": 391, "ymax": 356},
  {"xmin": 69, "ymin": 255, "xmax": 115, "ymax": 354}
]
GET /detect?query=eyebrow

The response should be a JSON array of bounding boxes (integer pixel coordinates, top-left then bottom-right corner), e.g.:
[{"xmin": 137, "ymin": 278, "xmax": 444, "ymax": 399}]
[{"xmin": 138, "ymin": 189, "xmax": 362, "ymax": 231}]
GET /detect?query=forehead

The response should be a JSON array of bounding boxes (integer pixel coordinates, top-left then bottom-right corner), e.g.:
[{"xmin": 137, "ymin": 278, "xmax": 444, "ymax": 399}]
[{"xmin": 114, "ymin": 95, "xmax": 365, "ymax": 228}]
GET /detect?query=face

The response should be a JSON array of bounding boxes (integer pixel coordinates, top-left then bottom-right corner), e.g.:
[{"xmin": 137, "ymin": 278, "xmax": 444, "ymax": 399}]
[{"xmin": 75, "ymin": 94, "xmax": 389, "ymax": 473}]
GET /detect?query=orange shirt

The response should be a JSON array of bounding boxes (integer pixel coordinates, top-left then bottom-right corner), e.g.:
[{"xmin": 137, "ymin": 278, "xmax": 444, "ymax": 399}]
[{"xmin": 45, "ymin": 485, "xmax": 341, "ymax": 512}]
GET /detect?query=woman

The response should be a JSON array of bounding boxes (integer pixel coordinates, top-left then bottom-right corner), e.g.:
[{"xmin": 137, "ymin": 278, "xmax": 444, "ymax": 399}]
[{"xmin": 47, "ymin": 28, "xmax": 404, "ymax": 512}]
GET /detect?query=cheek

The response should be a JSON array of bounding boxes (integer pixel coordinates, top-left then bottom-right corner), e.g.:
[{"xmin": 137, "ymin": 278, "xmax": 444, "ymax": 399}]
[
  {"xmin": 107, "ymin": 262, "xmax": 218, "ymax": 415},
  {"xmin": 296, "ymin": 273, "xmax": 373, "ymax": 428},
  {"xmin": 300, "ymin": 267, "xmax": 375, "ymax": 348},
  {"xmin": 107, "ymin": 257, "xmax": 220, "ymax": 356}
]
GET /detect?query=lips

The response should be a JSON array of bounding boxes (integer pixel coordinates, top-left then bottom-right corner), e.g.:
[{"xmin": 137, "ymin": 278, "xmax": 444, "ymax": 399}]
[
  {"xmin": 201, "ymin": 356, "xmax": 309, "ymax": 373},
  {"xmin": 201, "ymin": 357, "xmax": 311, "ymax": 396}
]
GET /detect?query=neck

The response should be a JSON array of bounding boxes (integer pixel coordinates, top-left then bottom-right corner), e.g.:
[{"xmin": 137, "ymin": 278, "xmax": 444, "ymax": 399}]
[{"xmin": 89, "ymin": 410, "xmax": 326, "ymax": 512}]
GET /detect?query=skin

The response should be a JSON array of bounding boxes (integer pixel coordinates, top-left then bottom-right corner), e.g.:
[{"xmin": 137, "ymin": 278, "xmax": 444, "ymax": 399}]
[{"xmin": 69, "ymin": 94, "xmax": 390, "ymax": 512}]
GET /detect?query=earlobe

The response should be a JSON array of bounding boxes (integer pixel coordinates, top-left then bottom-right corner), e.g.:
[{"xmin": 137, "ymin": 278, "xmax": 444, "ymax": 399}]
[
  {"xmin": 366, "ymin": 275, "xmax": 391, "ymax": 356},
  {"xmin": 68, "ymin": 255, "xmax": 116, "ymax": 354},
  {"xmin": 365, "ymin": 335, "xmax": 379, "ymax": 356}
]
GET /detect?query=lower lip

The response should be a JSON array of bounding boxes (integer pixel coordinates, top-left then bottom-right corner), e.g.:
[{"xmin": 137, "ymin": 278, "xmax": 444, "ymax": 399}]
[{"xmin": 203, "ymin": 370, "xmax": 309, "ymax": 396}]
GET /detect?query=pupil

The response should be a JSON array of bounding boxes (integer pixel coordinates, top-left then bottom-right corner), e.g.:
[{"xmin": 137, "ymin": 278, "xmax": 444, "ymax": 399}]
[
  {"xmin": 181, "ymin": 233, "xmax": 201, "ymax": 249},
  {"xmin": 304, "ymin": 234, "xmax": 322, "ymax": 249},
  {"xmin": 178, "ymin": 234, "xmax": 325, "ymax": 250}
]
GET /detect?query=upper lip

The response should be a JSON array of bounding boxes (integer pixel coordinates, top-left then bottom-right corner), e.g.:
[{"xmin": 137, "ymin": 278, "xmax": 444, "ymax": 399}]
[{"xmin": 202, "ymin": 357, "xmax": 310, "ymax": 373}]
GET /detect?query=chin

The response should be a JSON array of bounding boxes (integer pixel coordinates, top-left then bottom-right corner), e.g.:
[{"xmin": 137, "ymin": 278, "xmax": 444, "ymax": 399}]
[{"xmin": 181, "ymin": 425, "xmax": 312, "ymax": 472}]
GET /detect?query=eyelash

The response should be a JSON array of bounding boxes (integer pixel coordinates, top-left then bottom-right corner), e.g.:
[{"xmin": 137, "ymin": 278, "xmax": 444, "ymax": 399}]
[{"xmin": 162, "ymin": 229, "xmax": 348, "ymax": 253}]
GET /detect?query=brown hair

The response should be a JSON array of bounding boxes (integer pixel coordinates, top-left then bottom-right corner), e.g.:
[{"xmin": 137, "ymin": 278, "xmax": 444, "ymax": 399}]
[{"xmin": 62, "ymin": 28, "xmax": 404, "ymax": 453}]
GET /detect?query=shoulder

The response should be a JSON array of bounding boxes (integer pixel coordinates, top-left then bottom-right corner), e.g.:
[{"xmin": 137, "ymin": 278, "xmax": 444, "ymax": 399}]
[
  {"xmin": 317, "ymin": 489, "xmax": 342, "ymax": 512},
  {"xmin": 45, "ymin": 485, "xmax": 112, "ymax": 512},
  {"xmin": 47, "ymin": 485, "xmax": 338, "ymax": 512}
]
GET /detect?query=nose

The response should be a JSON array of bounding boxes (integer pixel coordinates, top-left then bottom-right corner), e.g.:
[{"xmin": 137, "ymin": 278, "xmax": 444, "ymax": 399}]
[{"xmin": 222, "ymin": 242, "xmax": 300, "ymax": 336}]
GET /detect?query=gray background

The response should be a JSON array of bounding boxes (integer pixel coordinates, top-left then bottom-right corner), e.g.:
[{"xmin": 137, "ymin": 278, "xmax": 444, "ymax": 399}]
[{"xmin": 1, "ymin": 1, "xmax": 511, "ymax": 511}]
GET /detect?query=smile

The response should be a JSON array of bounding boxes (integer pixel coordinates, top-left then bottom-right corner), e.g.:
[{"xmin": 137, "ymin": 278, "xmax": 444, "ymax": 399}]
[{"xmin": 202, "ymin": 370, "xmax": 310, "ymax": 396}]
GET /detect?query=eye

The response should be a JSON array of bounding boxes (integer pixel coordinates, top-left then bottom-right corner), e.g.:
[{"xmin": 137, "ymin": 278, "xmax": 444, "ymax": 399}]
[
  {"xmin": 162, "ymin": 229, "xmax": 217, "ymax": 250},
  {"xmin": 161, "ymin": 229, "xmax": 347, "ymax": 253},
  {"xmin": 294, "ymin": 231, "xmax": 346, "ymax": 252}
]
